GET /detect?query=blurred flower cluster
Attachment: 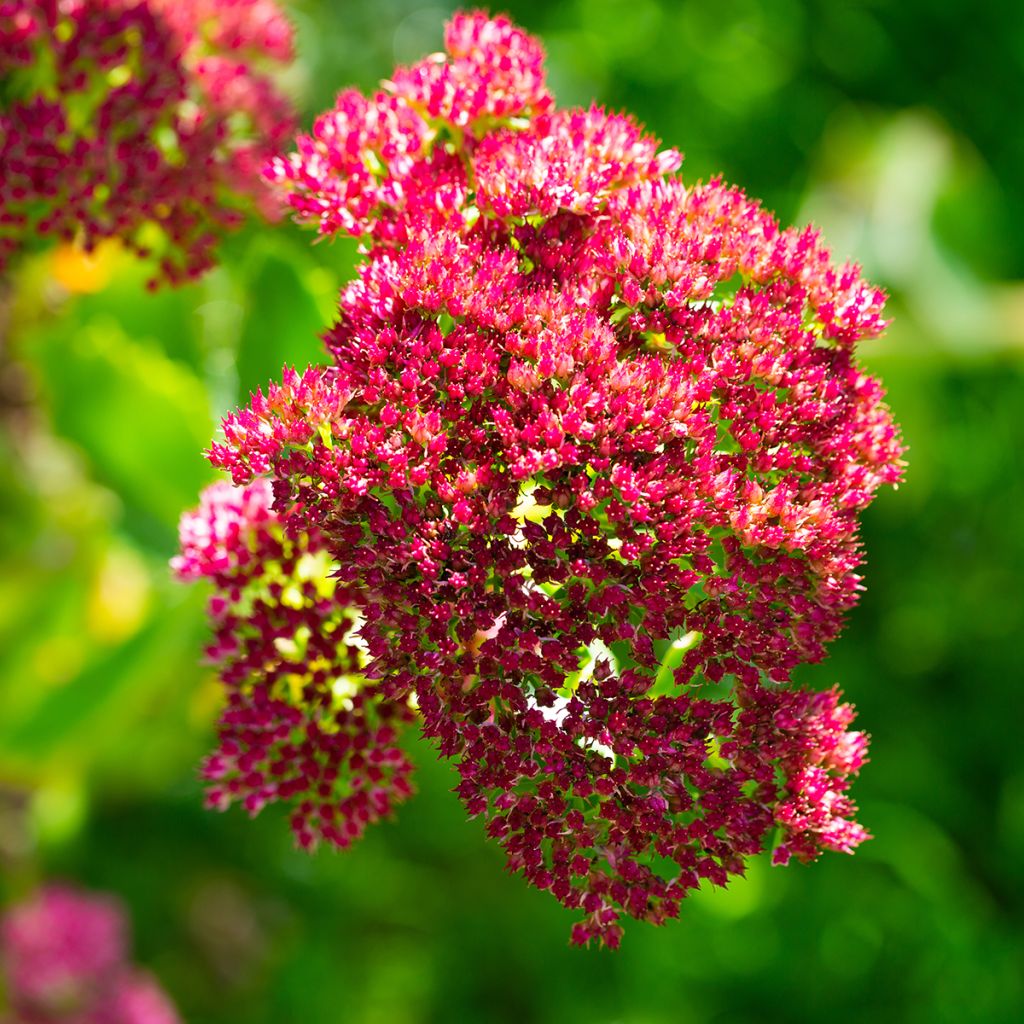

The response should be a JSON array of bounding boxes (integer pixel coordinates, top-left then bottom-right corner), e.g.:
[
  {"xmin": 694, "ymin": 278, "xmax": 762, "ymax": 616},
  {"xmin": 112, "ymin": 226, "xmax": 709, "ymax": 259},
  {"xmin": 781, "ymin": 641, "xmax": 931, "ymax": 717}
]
[
  {"xmin": 0, "ymin": 885, "xmax": 179, "ymax": 1024},
  {"xmin": 178, "ymin": 10, "xmax": 904, "ymax": 946},
  {"xmin": 0, "ymin": 0, "xmax": 295, "ymax": 286}
]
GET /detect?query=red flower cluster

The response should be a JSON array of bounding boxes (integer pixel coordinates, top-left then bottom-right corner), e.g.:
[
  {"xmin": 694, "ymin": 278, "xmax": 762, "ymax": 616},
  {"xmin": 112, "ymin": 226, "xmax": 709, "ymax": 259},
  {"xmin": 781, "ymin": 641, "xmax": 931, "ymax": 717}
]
[
  {"xmin": 0, "ymin": 0, "xmax": 295, "ymax": 285},
  {"xmin": 184, "ymin": 11, "xmax": 904, "ymax": 946},
  {"xmin": 0, "ymin": 884, "xmax": 179, "ymax": 1023},
  {"xmin": 173, "ymin": 478, "xmax": 415, "ymax": 850}
]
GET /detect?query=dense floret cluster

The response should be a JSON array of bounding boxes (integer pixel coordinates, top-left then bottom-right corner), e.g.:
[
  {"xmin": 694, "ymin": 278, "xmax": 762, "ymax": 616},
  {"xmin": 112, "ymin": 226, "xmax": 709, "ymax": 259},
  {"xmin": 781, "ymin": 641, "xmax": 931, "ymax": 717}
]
[
  {"xmin": 0, "ymin": 0, "xmax": 295, "ymax": 285},
  {"xmin": 0, "ymin": 884, "xmax": 179, "ymax": 1023},
  {"xmin": 180, "ymin": 10, "xmax": 904, "ymax": 946},
  {"xmin": 173, "ymin": 478, "xmax": 415, "ymax": 850}
]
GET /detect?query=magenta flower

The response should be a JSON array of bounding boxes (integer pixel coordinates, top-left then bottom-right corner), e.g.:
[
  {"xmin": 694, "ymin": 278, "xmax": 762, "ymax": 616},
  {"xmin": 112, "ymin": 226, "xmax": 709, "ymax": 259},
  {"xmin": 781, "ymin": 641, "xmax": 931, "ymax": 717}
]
[
  {"xmin": 85, "ymin": 972, "xmax": 180, "ymax": 1024},
  {"xmin": 181, "ymin": 10, "xmax": 904, "ymax": 947},
  {"xmin": 0, "ymin": 0, "xmax": 295, "ymax": 286},
  {"xmin": 173, "ymin": 478, "xmax": 415, "ymax": 850},
  {"xmin": 0, "ymin": 884, "xmax": 179, "ymax": 1023}
]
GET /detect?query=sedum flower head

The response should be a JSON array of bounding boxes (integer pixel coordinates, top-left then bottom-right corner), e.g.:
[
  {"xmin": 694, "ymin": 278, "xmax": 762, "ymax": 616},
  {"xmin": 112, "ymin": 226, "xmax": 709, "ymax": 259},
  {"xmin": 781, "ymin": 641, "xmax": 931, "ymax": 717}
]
[
  {"xmin": 182, "ymin": 10, "xmax": 905, "ymax": 947},
  {"xmin": 0, "ymin": 0, "xmax": 296, "ymax": 286},
  {"xmin": 0, "ymin": 884, "xmax": 180, "ymax": 1023}
]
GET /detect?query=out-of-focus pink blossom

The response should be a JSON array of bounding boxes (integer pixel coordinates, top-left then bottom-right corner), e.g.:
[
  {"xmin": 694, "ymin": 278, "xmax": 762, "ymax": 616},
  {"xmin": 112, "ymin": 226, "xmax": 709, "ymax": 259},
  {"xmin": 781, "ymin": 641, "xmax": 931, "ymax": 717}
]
[
  {"xmin": 88, "ymin": 970, "xmax": 182, "ymax": 1024},
  {"xmin": 0, "ymin": 0, "xmax": 295, "ymax": 286},
  {"xmin": 0, "ymin": 885, "xmax": 179, "ymax": 1023}
]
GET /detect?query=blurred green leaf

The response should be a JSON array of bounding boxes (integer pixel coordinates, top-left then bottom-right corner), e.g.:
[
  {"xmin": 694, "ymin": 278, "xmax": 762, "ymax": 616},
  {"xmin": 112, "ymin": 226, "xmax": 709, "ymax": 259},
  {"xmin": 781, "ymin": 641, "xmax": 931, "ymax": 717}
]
[
  {"xmin": 30, "ymin": 319, "xmax": 214, "ymax": 539},
  {"xmin": 0, "ymin": 585, "xmax": 208, "ymax": 775},
  {"xmin": 234, "ymin": 238, "xmax": 336, "ymax": 402}
]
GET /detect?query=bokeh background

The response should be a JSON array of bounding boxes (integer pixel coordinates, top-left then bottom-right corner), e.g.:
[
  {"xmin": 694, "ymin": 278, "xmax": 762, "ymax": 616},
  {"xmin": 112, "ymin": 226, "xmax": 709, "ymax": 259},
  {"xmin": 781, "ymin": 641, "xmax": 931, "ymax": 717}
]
[{"xmin": 2, "ymin": 1, "xmax": 1022, "ymax": 1021}]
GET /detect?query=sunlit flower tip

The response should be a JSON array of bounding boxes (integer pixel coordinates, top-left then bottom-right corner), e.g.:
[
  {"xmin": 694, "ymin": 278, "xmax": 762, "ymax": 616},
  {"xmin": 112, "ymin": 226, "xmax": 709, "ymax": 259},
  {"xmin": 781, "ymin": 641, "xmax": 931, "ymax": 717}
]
[
  {"xmin": 172, "ymin": 477, "xmax": 275, "ymax": 581},
  {"xmin": 474, "ymin": 106, "xmax": 682, "ymax": 218},
  {"xmin": 408, "ymin": 8, "xmax": 553, "ymax": 125}
]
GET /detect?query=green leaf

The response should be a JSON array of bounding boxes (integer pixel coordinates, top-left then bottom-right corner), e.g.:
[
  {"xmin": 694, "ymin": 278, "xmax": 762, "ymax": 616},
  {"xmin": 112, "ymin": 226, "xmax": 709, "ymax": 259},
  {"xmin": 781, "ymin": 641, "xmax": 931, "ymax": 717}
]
[
  {"xmin": 0, "ymin": 585, "xmax": 208, "ymax": 777},
  {"xmin": 649, "ymin": 630, "xmax": 703, "ymax": 697},
  {"xmin": 31, "ymin": 319, "xmax": 214, "ymax": 539},
  {"xmin": 234, "ymin": 239, "xmax": 338, "ymax": 402}
]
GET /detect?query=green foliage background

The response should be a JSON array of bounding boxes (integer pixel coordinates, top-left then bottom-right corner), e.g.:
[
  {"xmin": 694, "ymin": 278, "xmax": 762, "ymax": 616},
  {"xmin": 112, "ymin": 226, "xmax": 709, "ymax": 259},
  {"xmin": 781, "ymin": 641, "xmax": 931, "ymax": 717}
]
[{"xmin": 1, "ymin": 1, "xmax": 1022, "ymax": 1021}]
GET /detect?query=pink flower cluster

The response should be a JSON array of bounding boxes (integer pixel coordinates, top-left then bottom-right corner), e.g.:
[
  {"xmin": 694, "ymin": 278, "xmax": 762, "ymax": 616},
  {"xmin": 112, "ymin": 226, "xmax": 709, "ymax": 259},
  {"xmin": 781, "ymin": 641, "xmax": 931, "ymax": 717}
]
[
  {"xmin": 183, "ymin": 11, "xmax": 904, "ymax": 946},
  {"xmin": 0, "ymin": 0, "xmax": 295, "ymax": 286},
  {"xmin": 0, "ymin": 885, "xmax": 179, "ymax": 1024},
  {"xmin": 173, "ymin": 478, "xmax": 415, "ymax": 850}
]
